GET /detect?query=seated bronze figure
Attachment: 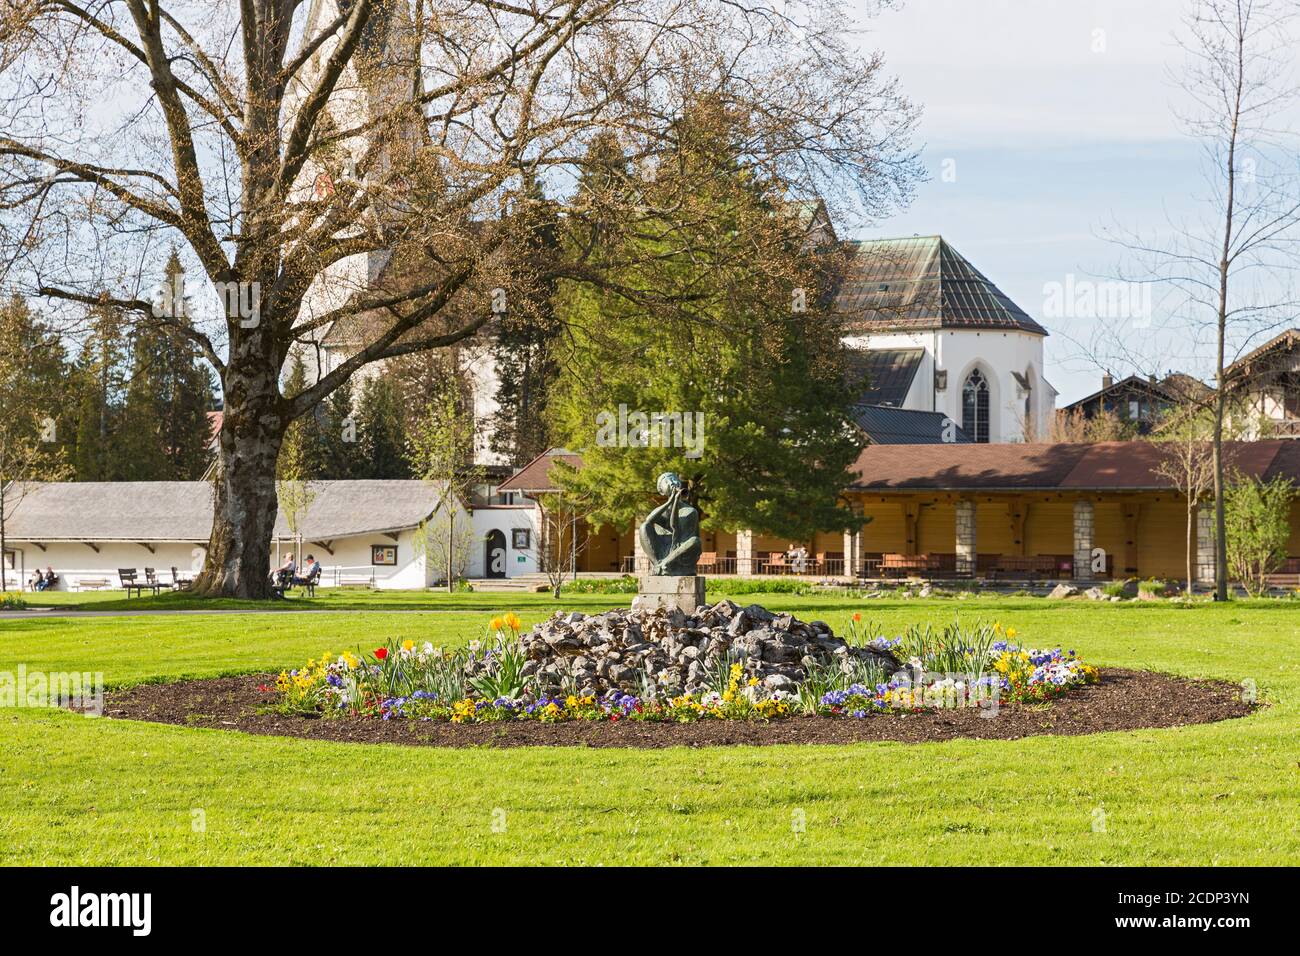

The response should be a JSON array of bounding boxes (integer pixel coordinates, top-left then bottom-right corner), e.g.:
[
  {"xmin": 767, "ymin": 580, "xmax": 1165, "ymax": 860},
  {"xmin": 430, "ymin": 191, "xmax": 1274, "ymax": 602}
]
[{"xmin": 638, "ymin": 472, "xmax": 702, "ymax": 576}]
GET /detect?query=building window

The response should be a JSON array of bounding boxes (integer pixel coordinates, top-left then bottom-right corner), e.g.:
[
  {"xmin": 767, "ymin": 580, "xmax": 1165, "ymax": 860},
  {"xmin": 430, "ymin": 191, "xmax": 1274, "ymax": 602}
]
[{"xmin": 962, "ymin": 368, "xmax": 990, "ymax": 443}]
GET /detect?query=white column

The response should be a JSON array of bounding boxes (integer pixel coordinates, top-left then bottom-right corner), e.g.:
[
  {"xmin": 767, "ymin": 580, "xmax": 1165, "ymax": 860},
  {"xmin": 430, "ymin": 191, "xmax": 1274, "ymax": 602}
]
[
  {"xmin": 954, "ymin": 499, "xmax": 976, "ymax": 577},
  {"xmin": 1073, "ymin": 499, "xmax": 1094, "ymax": 581},
  {"xmin": 1195, "ymin": 505, "xmax": 1216, "ymax": 585},
  {"xmin": 735, "ymin": 529, "xmax": 755, "ymax": 577},
  {"xmin": 842, "ymin": 528, "xmax": 861, "ymax": 579},
  {"xmin": 632, "ymin": 521, "xmax": 647, "ymax": 575}
]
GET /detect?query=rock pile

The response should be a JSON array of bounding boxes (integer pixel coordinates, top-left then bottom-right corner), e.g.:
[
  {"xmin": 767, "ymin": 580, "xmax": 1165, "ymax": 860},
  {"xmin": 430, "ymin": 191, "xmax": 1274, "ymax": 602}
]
[{"xmin": 481, "ymin": 600, "xmax": 904, "ymax": 699}]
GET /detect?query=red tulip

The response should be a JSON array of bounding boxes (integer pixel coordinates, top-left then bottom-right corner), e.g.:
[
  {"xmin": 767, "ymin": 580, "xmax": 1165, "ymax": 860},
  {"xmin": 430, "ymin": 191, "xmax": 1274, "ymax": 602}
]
[{"xmin": 374, "ymin": 647, "xmax": 388, "ymax": 661}]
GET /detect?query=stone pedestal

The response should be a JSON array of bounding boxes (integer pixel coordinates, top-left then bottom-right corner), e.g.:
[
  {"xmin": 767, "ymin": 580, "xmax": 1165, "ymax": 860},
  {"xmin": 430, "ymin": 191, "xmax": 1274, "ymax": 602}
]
[{"xmin": 632, "ymin": 574, "xmax": 707, "ymax": 614}]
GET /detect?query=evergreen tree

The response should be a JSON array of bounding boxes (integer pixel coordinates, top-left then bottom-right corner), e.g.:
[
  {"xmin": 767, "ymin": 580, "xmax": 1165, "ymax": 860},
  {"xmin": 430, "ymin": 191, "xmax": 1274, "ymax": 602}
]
[
  {"xmin": 487, "ymin": 176, "xmax": 562, "ymax": 465},
  {"xmin": 316, "ymin": 376, "xmax": 358, "ymax": 479},
  {"xmin": 72, "ymin": 307, "xmax": 127, "ymax": 481},
  {"xmin": 0, "ymin": 295, "xmax": 73, "ymax": 581},
  {"xmin": 547, "ymin": 104, "xmax": 861, "ymax": 538},
  {"xmin": 278, "ymin": 352, "xmax": 325, "ymax": 480},
  {"xmin": 355, "ymin": 374, "xmax": 410, "ymax": 478},
  {"xmin": 118, "ymin": 251, "xmax": 216, "ymax": 479}
]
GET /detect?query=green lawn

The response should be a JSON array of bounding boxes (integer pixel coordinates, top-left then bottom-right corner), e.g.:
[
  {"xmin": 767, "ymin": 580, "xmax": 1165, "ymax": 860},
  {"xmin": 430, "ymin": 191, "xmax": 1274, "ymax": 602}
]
[{"xmin": 1, "ymin": 593, "xmax": 1296, "ymax": 865}]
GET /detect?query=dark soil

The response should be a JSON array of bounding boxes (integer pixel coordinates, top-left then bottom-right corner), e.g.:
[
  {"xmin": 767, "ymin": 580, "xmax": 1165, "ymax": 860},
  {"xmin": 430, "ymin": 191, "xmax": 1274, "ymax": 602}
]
[{"xmin": 99, "ymin": 668, "xmax": 1256, "ymax": 749}]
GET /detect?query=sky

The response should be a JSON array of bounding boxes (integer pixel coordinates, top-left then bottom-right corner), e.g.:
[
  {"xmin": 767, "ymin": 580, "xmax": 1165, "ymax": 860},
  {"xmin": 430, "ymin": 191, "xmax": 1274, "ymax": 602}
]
[{"xmin": 844, "ymin": 0, "xmax": 1300, "ymax": 404}]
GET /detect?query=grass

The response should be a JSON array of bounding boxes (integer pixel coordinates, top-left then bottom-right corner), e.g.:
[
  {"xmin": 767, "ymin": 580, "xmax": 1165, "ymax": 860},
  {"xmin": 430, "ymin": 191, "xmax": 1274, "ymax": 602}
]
[{"xmin": 1, "ymin": 593, "xmax": 1297, "ymax": 865}]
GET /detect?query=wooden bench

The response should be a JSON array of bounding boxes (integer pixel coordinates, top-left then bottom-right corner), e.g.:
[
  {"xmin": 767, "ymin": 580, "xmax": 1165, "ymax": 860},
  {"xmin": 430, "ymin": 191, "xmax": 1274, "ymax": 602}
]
[
  {"xmin": 119, "ymin": 568, "xmax": 161, "ymax": 598},
  {"xmin": 993, "ymin": 555, "xmax": 1060, "ymax": 579},
  {"xmin": 73, "ymin": 577, "xmax": 111, "ymax": 591},
  {"xmin": 169, "ymin": 566, "xmax": 193, "ymax": 591},
  {"xmin": 881, "ymin": 553, "xmax": 938, "ymax": 578}
]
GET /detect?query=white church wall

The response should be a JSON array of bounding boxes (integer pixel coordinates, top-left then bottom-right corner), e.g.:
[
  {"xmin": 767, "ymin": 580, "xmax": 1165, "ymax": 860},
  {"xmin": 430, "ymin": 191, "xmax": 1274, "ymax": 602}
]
[{"xmin": 845, "ymin": 329, "xmax": 1052, "ymax": 442}]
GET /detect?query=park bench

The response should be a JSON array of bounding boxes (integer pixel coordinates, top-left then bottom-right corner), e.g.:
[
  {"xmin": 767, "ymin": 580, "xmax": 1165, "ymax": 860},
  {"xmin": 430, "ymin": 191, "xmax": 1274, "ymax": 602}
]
[
  {"xmin": 169, "ymin": 566, "xmax": 193, "ymax": 590},
  {"xmin": 73, "ymin": 577, "xmax": 111, "ymax": 591},
  {"xmin": 119, "ymin": 568, "xmax": 161, "ymax": 598},
  {"xmin": 881, "ymin": 553, "xmax": 939, "ymax": 578},
  {"xmin": 270, "ymin": 564, "xmax": 323, "ymax": 599},
  {"xmin": 992, "ymin": 555, "xmax": 1059, "ymax": 579}
]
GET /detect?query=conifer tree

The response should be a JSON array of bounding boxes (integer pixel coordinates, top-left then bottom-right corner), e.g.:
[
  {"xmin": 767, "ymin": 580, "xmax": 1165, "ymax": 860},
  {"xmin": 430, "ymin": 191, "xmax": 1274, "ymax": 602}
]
[
  {"xmin": 548, "ymin": 103, "xmax": 861, "ymax": 538},
  {"xmin": 118, "ymin": 251, "xmax": 216, "ymax": 479},
  {"xmin": 355, "ymin": 375, "xmax": 410, "ymax": 479}
]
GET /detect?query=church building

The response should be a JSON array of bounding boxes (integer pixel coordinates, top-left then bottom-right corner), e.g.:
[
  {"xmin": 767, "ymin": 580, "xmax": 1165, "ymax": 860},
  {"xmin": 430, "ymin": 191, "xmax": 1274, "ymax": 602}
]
[{"xmin": 836, "ymin": 235, "xmax": 1057, "ymax": 443}]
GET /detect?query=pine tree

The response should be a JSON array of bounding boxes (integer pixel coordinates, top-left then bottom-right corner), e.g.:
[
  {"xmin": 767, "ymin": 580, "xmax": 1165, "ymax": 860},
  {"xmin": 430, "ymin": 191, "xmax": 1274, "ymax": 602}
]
[
  {"xmin": 355, "ymin": 374, "xmax": 410, "ymax": 478},
  {"xmin": 487, "ymin": 176, "xmax": 562, "ymax": 465},
  {"xmin": 278, "ymin": 352, "xmax": 324, "ymax": 480},
  {"xmin": 547, "ymin": 103, "xmax": 861, "ymax": 538},
  {"xmin": 72, "ymin": 307, "xmax": 128, "ymax": 481},
  {"xmin": 0, "ymin": 295, "xmax": 73, "ymax": 583},
  {"xmin": 118, "ymin": 252, "xmax": 216, "ymax": 479},
  {"xmin": 316, "ymin": 376, "xmax": 358, "ymax": 479}
]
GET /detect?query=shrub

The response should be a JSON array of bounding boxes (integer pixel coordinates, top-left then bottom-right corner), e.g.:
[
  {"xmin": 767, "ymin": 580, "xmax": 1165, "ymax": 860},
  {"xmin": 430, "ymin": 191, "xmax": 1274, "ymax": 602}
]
[
  {"xmin": 560, "ymin": 576, "xmax": 639, "ymax": 594},
  {"xmin": 1225, "ymin": 473, "xmax": 1294, "ymax": 597},
  {"xmin": 1, "ymin": 591, "xmax": 28, "ymax": 609},
  {"xmin": 1138, "ymin": 579, "xmax": 1167, "ymax": 598},
  {"xmin": 1102, "ymin": 581, "xmax": 1130, "ymax": 598}
]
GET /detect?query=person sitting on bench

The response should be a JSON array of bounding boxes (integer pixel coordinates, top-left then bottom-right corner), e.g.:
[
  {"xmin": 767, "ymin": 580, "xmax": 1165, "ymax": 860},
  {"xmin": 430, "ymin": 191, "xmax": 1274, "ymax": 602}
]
[
  {"xmin": 294, "ymin": 554, "xmax": 318, "ymax": 585},
  {"xmin": 271, "ymin": 553, "xmax": 296, "ymax": 589}
]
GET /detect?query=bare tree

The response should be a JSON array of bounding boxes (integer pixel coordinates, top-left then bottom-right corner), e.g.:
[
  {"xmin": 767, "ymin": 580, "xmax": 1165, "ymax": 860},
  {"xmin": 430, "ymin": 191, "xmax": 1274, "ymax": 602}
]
[
  {"xmin": 1153, "ymin": 404, "xmax": 1219, "ymax": 594},
  {"xmin": 0, "ymin": 1, "xmax": 918, "ymax": 596},
  {"xmin": 1101, "ymin": 0, "xmax": 1300, "ymax": 601},
  {"xmin": 535, "ymin": 489, "xmax": 591, "ymax": 598}
]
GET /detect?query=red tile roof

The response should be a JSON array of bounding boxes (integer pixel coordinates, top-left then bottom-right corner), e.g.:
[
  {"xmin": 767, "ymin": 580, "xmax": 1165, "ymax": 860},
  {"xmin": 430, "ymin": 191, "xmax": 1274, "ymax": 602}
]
[
  {"xmin": 496, "ymin": 448, "xmax": 584, "ymax": 494},
  {"xmin": 850, "ymin": 441, "xmax": 1295, "ymax": 491}
]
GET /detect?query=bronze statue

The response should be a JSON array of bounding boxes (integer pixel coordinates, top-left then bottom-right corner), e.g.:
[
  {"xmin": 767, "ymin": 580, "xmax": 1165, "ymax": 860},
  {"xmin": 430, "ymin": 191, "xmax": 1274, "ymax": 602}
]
[{"xmin": 638, "ymin": 472, "xmax": 701, "ymax": 575}]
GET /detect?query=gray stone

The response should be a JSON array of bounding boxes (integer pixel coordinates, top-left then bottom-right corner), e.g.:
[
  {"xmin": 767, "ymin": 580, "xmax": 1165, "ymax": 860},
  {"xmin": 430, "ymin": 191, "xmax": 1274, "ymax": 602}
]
[
  {"xmin": 632, "ymin": 574, "xmax": 706, "ymax": 614},
  {"xmin": 1048, "ymin": 583, "xmax": 1079, "ymax": 599}
]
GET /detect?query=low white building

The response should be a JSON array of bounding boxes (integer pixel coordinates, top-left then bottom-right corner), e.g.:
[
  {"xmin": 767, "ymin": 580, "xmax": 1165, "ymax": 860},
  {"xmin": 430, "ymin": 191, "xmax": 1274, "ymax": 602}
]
[{"xmin": 1, "ymin": 480, "xmax": 477, "ymax": 591}]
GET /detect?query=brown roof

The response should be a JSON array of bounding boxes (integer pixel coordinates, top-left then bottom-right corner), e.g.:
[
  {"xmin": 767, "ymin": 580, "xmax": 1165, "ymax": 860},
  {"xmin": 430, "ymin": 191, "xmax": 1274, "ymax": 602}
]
[
  {"xmin": 850, "ymin": 441, "xmax": 1296, "ymax": 491},
  {"xmin": 834, "ymin": 236, "xmax": 1047, "ymax": 336},
  {"xmin": 496, "ymin": 448, "xmax": 583, "ymax": 494},
  {"xmin": 1225, "ymin": 328, "xmax": 1300, "ymax": 385}
]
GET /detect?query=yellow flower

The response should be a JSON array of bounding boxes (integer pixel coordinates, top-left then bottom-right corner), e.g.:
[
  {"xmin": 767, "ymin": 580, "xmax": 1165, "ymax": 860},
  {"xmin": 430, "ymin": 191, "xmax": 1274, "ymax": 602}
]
[
  {"xmin": 565, "ymin": 695, "xmax": 578, "ymax": 709},
  {"xmin": 503, "ymin": 612, "xmax": 523, "ymax": 632},
  {"xmin": 402, "ymin": 639, "xmax": 415, "ymax": 652},
  {"xmin": 1006, "ymin": 627, "xmax": 1018, "ymax": 639},
  {"xmin": 489, "ymin": 615, "xmax": 503, "ymax": 632}
]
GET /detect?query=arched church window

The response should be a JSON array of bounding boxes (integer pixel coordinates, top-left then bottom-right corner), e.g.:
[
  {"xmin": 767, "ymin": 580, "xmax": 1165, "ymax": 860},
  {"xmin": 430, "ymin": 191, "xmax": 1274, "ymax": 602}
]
[{"xmin": 962, "ymin": 368, "xmax": 990, "ymax": 443}]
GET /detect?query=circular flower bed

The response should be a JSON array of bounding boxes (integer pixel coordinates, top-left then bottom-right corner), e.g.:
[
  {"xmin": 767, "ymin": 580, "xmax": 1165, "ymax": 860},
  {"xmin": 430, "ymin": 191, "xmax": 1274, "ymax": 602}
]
[{"xmin": 271, "ymin": 605, "xmax": 1100, "ymax": 724}]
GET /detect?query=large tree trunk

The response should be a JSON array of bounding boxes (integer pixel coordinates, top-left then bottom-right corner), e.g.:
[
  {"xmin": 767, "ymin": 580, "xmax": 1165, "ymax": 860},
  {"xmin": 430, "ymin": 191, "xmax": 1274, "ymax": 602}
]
[{"xmin": 194, "ymin": 359, "xmax": 287, "ymax": 599}]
